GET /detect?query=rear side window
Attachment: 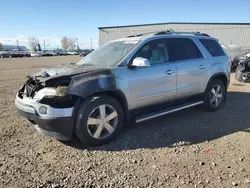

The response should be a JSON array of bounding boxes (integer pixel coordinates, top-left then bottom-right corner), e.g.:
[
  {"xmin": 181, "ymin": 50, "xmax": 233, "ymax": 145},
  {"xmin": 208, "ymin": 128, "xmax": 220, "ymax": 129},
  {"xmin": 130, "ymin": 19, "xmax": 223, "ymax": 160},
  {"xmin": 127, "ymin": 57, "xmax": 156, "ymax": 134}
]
[
  {"xmin": 168, "ymin": 38, "xmax": 203, "ymax": 61},
  {"xmin": 199, "ymin": 39, "xmax": 225, "ymax": 57}
]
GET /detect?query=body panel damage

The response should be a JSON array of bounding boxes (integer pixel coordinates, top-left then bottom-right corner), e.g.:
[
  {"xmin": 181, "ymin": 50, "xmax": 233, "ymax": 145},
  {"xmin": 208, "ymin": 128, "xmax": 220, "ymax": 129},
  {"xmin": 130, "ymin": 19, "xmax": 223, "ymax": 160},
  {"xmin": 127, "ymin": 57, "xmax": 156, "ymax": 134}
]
[
  {"xmin": 31, "ymin": 64, "xmax": 111, "ymax": 87},
  {"xmin": 66, "ymin": 69, "xmax": 117, "ymax": 98},
  {"xmin": 22, "ymin": 64, "xmax": 120, "ymax": 107}
]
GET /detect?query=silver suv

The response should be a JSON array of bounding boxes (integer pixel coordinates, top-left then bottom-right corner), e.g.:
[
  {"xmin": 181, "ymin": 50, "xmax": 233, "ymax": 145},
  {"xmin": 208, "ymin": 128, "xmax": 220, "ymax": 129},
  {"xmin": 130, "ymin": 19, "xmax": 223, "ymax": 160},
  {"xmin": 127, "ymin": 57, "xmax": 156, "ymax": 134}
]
[{"xmin": 15, "ymin": 31, "xmax": 230, "ymax": 146}]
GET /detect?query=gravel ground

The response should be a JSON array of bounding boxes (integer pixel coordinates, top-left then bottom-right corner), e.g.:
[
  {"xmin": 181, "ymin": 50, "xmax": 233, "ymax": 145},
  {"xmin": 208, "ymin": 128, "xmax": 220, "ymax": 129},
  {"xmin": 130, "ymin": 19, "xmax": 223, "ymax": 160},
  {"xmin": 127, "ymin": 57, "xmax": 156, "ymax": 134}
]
[{"xmin": 0, "ymin": 56, "xmax": 250, "ymax": 188}]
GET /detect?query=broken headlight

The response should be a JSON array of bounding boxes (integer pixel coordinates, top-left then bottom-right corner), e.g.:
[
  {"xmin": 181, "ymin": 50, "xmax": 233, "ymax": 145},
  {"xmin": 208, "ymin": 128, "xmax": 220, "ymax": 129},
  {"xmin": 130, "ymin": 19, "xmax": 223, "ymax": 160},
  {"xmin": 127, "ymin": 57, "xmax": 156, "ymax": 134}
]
[
  {"xmin": 33, "ymin": 86, "xmax": 68, "ymax": 100},
  {"xmin": 38, "ymin": 94, "xmax": 77, "ymax": 108},
  {"xmin": 35, "ymin": 86, "xmax": 77, "ymax": 108}
]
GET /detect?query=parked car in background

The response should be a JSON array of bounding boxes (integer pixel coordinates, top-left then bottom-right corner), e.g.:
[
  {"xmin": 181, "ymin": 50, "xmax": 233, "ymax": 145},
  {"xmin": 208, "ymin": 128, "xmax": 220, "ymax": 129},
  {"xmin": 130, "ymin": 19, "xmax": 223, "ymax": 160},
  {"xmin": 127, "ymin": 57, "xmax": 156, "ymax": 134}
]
[
  {"xmin": 15, "ymin": 31, "xmax": 230, "ymax": 146},
  {"xmin": 30, "ymin": 51, "xmax": 44, "ymax": 57},
  {"xmin": 8, "ymin": 51, "xmax": 17, "ymax": 58},
  {"xmin": 80, "ymin": 49, "xmax": 94, "ymax": 57},
  {"xmin": 0, "ymin": 51, "xmax": 30, "ymax": 58},
  {"xmin": 23, "ymin": 51, "xmax": 31, "ymax": 57},
  {"xmin": 43, "ymin": 51, "xmax": 57, "ymax": 56},
  {"xmin": 8, "ymin": 51, "xmax": 24, "ymax": 58},
  {"xmin": 221, "ymin": 44, "xmax": 242, "ymax": 68},
  {"xmin": 67, "ymin": 51, "xmax": 79, "ymax": 55},
  {"xmin": 0, "ymin": 51, "xmax": 10, "ymax": 58},
  {"xmin": 55, "ymin": 50, "xmax": 68, "ymax": 56}
]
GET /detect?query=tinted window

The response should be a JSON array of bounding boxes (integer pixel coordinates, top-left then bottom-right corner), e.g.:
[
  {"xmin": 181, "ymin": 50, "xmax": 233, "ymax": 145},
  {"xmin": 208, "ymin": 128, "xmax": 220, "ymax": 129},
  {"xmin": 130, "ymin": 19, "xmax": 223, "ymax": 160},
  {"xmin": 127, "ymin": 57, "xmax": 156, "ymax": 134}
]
[
  {"xmin": 131, "ymin": 39, "xmax": 170, "ymax": 65},
  {"xmin": 199, "ymin": 39, "xmax": 226, "ymax": 57},
  {"xmin": 168, "ymin": 38, "xmax": 203, "ymax": 61}
]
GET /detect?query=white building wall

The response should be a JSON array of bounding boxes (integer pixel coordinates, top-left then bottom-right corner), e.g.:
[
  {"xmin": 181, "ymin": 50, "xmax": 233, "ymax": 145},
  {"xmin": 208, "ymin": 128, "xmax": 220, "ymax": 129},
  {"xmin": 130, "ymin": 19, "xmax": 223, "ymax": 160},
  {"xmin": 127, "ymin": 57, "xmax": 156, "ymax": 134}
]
[{"xmin": 99, "ymin": 23, "xmax": 250, "ymax": 51}]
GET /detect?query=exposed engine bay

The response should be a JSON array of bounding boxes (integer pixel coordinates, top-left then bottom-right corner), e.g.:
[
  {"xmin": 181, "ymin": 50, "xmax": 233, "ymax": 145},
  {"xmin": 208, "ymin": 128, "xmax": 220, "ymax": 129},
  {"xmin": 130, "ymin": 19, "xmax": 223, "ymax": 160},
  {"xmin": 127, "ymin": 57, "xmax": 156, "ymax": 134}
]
[{"xmin": 18, "ymin": 63, "xmax": 116, "ymax": 108}]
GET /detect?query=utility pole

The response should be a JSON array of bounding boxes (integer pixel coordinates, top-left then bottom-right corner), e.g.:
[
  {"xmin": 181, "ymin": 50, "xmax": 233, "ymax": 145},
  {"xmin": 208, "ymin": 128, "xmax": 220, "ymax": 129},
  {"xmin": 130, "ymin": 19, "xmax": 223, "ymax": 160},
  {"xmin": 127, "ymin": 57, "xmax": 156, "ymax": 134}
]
[
  {"xmin": 16, "ymin": 39, "xmax": 20, "ymax": 51},
  {"xmin": 90, "ymin": 38, "xmax": 92, "ymax": 49},
  {"xmin": 43, "ymin": 40, "xmax": 46, "ymax": 52},
  {"xmin": 76, "ymin": 38, "xmax": 79, "ymax": 51}
]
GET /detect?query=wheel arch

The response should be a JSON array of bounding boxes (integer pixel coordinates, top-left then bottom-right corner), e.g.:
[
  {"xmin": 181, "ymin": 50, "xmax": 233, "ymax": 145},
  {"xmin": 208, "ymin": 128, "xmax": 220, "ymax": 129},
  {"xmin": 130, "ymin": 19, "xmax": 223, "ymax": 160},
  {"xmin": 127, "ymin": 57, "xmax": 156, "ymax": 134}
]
[
  {"xmin": 78, "ymin": 89, "xmax": 130, "ymax": 121},
  {"xmin": 206, "ymin": 72, "xmax": 229, "ymax": 102},
  {"xmin": 207, "ymin": 72, "xmax": 229, "ymax": 89}
]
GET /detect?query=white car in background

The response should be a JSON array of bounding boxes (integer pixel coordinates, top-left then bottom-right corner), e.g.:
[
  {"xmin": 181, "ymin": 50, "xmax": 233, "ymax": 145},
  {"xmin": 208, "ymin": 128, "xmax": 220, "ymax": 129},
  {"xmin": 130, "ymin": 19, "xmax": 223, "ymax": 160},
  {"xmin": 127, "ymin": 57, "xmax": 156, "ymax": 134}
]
[
  {"xmin": 30, "ymin": 51, "xmax": 44, "ymax": 57},
  {"xmin": 67, "ymin": 51, "xmax": 78, "ymax": 55}
]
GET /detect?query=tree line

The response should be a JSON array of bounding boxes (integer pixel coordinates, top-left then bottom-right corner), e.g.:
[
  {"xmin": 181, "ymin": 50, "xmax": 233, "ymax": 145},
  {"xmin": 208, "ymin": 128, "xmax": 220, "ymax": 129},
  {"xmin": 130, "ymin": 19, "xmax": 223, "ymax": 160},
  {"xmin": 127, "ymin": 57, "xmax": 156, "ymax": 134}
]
[
  {"xmin": 0, "ymin": 36, "xmax": 79, "ymax": 52},
  {"xmin": 28, "ymin": 36, "xmax": 79, "ymax": 52}
]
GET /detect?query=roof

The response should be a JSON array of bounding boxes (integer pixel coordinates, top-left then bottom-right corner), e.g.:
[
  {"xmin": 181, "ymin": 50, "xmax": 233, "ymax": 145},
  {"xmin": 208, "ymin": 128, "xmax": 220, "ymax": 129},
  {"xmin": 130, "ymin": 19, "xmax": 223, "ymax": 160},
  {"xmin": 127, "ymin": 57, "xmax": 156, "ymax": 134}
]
[
  {"xmin": 98, "ymin": 22, "xmax": 250, "ymax": 30},
  {"xmin": 110, "ymin": 32, "xmax": 216, "ymax": 44}
]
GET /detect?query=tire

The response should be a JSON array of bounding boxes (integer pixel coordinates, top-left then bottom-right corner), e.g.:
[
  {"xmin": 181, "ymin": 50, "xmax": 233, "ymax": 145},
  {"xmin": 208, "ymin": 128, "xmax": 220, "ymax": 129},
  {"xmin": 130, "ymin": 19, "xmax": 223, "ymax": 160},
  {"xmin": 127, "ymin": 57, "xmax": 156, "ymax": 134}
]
[
  {"xmin": 74, "ymin": 95, "xmax": 124, "ymax": 146},
  {"xmin": 203, "ymin": 79, "xmax": 226, "ymax": 111}
]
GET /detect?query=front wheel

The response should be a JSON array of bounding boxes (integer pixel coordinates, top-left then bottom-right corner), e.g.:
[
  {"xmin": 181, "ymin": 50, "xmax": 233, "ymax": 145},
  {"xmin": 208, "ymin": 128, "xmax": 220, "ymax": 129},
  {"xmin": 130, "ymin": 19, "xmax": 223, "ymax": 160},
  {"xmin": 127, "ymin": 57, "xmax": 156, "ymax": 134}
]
[
  {"xmin": 75, "ymin": 95, "xmax": 124, "ymax": 146},
  {"xmin": 203, "ymin": 79, "xmax": 226, "ymax": 111}
]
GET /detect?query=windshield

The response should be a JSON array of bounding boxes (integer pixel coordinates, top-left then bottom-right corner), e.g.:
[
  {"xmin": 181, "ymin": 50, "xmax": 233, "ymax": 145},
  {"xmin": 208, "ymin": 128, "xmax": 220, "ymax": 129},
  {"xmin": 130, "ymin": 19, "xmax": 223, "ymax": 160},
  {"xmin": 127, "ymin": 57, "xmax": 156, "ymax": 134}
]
[{"xmin": 76, "ymin": 40, "xmax": 139, "ymax": 67}]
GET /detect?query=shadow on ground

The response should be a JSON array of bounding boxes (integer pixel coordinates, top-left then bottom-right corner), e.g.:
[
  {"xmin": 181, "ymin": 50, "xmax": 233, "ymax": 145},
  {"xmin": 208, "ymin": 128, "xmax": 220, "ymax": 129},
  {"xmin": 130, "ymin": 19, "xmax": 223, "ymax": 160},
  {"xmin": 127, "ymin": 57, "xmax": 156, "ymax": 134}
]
[{"xmin": 64, "ymin": 91, "xmax": 250, "ymax": 151}]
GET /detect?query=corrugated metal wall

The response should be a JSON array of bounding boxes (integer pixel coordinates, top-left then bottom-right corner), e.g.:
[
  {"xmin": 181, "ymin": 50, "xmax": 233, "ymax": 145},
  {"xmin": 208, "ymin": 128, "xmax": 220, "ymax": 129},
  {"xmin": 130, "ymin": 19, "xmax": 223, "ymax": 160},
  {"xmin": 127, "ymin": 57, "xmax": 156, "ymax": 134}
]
[{"xmin": 99, "ymin": 23, "xmax": 250, "ymax": 51}]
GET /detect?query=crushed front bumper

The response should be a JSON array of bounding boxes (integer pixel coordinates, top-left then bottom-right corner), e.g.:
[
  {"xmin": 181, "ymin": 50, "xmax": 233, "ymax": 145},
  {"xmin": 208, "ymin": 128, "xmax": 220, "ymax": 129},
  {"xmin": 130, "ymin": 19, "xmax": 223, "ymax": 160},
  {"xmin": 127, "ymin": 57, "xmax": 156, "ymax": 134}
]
[{"xmin": 15, "ymin": 94, "xmax": 75, "ymax": 141}]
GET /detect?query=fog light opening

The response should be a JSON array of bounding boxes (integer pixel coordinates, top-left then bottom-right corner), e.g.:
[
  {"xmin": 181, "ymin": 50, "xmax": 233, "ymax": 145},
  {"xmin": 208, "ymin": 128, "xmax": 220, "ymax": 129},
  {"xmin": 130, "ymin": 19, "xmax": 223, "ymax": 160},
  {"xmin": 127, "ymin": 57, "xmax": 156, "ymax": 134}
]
[{"xmin": 39, "ymin": 106, "xmax": 48, "ymax": 115}]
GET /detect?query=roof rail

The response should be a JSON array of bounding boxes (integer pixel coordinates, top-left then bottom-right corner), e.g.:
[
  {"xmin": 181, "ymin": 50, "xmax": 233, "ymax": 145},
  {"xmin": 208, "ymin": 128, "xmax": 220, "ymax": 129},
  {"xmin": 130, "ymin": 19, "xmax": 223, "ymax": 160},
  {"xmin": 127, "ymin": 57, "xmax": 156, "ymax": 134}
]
[
  {"xmin": 126, "ymin": 30, "xmax": 210, "ymax": 38},
  {"xmin": 127, "ymin": 31, "xmax": 161, "ymax": 38},
  {"xmin": 127, "ymin": 34, "xmax": 144, "ymax": 37},
  {"xmin": 154, "ymin": 31, "xmax": 210, "ymax": 37}
]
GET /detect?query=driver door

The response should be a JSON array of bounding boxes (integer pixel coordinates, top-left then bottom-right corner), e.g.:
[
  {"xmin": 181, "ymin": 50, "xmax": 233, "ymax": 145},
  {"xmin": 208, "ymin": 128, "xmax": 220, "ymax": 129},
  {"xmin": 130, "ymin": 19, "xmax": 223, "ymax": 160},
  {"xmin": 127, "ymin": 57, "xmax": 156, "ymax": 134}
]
[{"xmin": 126, "ymin": 38, "xmax": 177, "ymax": 109}]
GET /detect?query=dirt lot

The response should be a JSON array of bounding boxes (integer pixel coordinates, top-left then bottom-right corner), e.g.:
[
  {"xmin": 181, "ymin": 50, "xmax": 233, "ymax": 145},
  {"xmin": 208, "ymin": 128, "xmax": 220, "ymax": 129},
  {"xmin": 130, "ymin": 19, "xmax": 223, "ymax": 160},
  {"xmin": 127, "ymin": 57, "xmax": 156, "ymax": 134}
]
[{"xmin": 0, "ymin": 56, "xmax": 250, "ymax": 188}]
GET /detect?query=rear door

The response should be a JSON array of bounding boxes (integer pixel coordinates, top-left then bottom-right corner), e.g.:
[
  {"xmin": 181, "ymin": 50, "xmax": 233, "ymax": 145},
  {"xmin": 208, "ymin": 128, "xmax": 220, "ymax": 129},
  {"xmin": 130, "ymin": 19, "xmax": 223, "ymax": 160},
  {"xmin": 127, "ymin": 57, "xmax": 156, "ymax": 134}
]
[{"xmin": 169, "ymin": 38, "xmax": 209, "ymax": 99}]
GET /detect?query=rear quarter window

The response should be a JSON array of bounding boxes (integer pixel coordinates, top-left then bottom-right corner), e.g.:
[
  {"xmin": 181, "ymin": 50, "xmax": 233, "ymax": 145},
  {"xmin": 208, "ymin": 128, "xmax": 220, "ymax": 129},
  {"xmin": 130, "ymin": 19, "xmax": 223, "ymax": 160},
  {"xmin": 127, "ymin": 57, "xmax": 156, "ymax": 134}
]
[
  {"xmin": 168, "ymin": 38, "xmax": 203, "ymax": 61},
  {"xmin": 199, "ymin": 39, "xmax": 226, "ymax": 57}
]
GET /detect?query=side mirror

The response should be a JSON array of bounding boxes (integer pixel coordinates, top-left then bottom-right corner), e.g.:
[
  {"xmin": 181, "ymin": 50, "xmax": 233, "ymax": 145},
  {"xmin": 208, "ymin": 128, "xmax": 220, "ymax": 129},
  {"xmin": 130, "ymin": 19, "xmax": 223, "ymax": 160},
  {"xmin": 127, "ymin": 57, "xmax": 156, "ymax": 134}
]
[{"xmin": 131, "ymin": 57, "xmax": 150, "ymax": 67}]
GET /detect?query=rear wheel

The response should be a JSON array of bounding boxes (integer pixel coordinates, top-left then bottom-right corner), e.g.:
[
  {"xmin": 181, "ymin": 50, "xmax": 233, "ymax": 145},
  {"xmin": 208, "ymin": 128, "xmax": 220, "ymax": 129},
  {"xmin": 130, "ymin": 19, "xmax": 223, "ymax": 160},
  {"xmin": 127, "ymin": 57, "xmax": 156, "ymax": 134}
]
[
  {"xmin": 204, "ymin": 79, "xmax": 226, "ymax": 111},
  {"xmin": 75, "ymin": 95, "xmax": 124, "ymax": 146}
]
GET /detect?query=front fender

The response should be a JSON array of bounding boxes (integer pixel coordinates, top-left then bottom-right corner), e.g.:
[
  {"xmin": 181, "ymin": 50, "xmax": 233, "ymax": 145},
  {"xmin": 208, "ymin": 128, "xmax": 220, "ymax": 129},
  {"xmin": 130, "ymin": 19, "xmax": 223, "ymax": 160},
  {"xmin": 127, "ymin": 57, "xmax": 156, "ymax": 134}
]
[{"xmin": 66, "ymin": 70, "xmax": 117, "ymax": 98}]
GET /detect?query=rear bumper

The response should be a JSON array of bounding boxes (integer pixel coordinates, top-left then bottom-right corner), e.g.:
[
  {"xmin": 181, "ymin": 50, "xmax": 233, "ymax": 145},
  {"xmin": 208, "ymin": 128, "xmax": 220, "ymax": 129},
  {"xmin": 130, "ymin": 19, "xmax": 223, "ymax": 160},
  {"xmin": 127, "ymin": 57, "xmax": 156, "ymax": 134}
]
[{"xmin": 15, "ymin": 94, "xmax": 75, "ymax": 141}]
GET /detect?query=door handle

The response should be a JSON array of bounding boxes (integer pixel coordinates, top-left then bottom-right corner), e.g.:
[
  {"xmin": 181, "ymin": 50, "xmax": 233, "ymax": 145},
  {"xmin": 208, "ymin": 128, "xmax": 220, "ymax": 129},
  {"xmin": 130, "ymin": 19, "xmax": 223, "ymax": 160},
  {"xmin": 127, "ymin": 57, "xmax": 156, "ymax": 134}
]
[
  {"xmin": 165, "ymin": 70, "xmax": 174, "ymax": 75},
  {"xmin": 200, "ymin": 65, "xmax": 206, "ymax": 69}
]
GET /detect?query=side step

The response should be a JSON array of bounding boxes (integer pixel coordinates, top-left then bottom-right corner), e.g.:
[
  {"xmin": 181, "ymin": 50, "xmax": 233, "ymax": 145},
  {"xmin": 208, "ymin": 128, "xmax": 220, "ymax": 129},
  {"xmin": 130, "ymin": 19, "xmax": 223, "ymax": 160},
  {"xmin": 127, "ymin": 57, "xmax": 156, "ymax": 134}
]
[{"xmin": 135, "ymin": 101, "xmax": 204, "ymax": 123}]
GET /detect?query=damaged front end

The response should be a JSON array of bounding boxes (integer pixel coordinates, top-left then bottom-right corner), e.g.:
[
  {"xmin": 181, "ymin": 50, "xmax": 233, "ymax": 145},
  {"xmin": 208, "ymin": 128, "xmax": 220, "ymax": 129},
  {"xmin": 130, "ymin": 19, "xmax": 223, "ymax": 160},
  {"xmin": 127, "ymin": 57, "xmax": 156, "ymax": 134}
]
[
  {"xmin": 19, "ymin": 75, "xmax": 77, "ymax": 109},
  {"xmin": 15, "ymin": 70, "xmax": 80, "ymax": 141},
  {"xmin": 15, "ymin": 64, "xmax": 116, "ymax": 141}
]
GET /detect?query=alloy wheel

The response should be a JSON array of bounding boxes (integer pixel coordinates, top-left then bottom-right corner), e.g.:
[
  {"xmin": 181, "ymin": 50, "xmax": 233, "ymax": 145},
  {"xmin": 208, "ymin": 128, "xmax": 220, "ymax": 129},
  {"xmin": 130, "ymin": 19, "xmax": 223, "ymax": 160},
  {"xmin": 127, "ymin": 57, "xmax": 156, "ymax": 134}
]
[
  {"xmin": 87, "ymin": 104, "xmax": 118, "ymax": 139},
  {"xmin": 209, "ymin": 84, "xmax": 223, "ymax": 108}
]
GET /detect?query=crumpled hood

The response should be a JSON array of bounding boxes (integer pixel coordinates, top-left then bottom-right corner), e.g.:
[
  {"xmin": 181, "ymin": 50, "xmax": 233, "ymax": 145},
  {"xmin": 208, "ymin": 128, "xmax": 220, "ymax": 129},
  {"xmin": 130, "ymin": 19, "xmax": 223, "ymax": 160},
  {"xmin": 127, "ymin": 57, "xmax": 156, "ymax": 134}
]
[
  {"xmin": 31, "ymin": 63, "xmax": 109, "ymax": 81},
  {"xmin": 23, "ymin": 63, "xmax": 116, "ymax": 98},
  {"xmin": 34, "ymin": 64, "xmax": 79, "ymax": 77}
]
